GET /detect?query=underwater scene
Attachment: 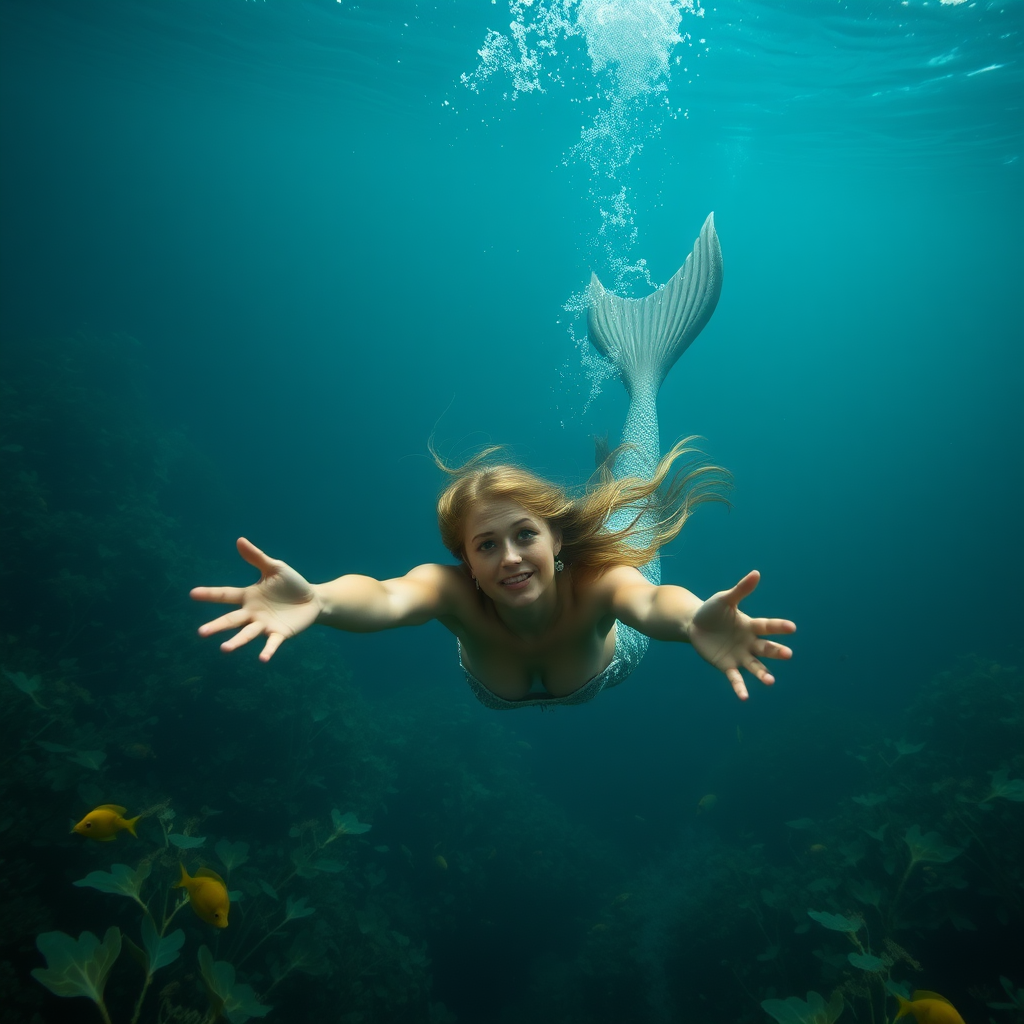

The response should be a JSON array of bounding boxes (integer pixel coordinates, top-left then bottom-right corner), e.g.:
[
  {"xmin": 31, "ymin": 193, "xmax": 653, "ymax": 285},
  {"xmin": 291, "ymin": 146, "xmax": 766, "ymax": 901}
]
[{"xmin": 1, "ymin": 1, "xmax": 1022, "ymax": 1022}]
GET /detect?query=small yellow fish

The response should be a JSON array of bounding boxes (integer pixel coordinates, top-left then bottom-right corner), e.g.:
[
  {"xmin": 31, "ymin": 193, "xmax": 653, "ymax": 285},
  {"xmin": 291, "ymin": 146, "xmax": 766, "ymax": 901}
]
[
  {"xmin": 433, "ymin": 855, "xmax": 448, "ymax": 871},
  {"xmin": 612, "ymin": 893, "xmax": 631, "ymax": 905},
  {"xmin": 589, "ymin": 923, "xmax": 608, "ymax": 933},
  {"xmin": 895, "ymin": 990, "xmax": 965, "ymax": 1024},
  {"xmin": 809, "ymin": 844, "xmax": 827, "ymax": 854},
  {"xmin": 72, "ymin": 805, "xmax": 140, "ymax": 842},
  {"xmin": 696, "ymin": 794, "xmax": 718, "ymax": 813},
  {"xmin": 175, "ymin": 864, "xmax": 230, "ymax": 928}
]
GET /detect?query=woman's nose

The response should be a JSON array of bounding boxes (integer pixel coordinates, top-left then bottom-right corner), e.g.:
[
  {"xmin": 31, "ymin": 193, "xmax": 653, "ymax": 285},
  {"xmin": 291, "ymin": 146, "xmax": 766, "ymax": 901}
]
[{"xmin": 501, "ymin": 544, "xmax": 522, "ymax": 564}]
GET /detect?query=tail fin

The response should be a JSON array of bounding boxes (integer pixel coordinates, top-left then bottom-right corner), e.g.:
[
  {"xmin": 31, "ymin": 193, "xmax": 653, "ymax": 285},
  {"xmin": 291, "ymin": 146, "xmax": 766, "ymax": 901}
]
[
  {"xmin": 587, "ymin": 212, "xmax": 723, "ymax": 398},
  {"xmin": 124, "ymin": 815, "xmax": 140, "ymax": 838},
  {"xmin": 174, "ymin": 864, "xmax": 190, "ymax": 889}
]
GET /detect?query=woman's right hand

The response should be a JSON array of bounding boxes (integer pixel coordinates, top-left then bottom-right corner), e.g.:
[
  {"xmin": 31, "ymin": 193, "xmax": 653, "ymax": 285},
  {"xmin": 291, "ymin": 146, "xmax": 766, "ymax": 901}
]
[{"xmin": 190, "ymin": 537, "xmax": 322, "ymax": 662}]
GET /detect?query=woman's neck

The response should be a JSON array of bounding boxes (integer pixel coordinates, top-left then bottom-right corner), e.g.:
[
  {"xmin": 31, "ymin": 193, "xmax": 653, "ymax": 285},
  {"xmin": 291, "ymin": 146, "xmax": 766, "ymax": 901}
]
[{"xmin": 493, "ymin": 576, "xmax": 565, "ymax": 641}]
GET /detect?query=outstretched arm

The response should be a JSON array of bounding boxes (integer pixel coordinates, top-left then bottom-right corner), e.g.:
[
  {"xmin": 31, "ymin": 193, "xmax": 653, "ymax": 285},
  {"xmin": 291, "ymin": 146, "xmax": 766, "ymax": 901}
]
[
  {"xmin": 191, "ymin": 538, "xmax": 457, "ymax": 662},
  {"xmin": 607, "ymin": 567, "xmax": 795, "ymax": 700}
]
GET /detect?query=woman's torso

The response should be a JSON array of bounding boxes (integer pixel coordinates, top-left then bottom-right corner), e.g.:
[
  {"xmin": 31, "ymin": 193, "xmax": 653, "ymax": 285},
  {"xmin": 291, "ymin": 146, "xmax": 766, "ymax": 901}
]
[{"xmin": 437, "ymin": 567, "xmax": 618, "ymax": 701}]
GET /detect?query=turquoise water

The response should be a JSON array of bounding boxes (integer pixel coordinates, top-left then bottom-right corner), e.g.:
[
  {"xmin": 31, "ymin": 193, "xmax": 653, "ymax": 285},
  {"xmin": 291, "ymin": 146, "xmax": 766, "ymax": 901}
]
[{"xmin": 1, "ymin": 2, "xmax": 1021, "ymax": 1022}]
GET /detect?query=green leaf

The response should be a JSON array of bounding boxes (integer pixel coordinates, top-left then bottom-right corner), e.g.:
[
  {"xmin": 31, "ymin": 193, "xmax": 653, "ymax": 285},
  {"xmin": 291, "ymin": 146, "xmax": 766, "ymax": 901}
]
[
  {"xmin": 761, "ymin": 989, "xmax": 844, "ymax": 1024},
  {"xmin": 279, "ymin": 930, "xmax": 332, "ymax": 978},
  {"xmin": 330, "ymin": 809, "xmax": 371, "ymax": 835},
  {"xmin": 986, "ymin": 768, "xmax": 1024, "ymax": 803},
  {"xmin": 3, "ymin": 669, "xmax": 41, "ymax": 696},
  {"xmin": 198, "ymin": 946, "xmax": 271, "ymax": 1024},
  {"xmin": 851, "ymin": 793, "xmax": 887, "ymax": 807},
  {"xmin": 289, "ymin": 849, "xmax": 317, "ymax": 879},
  {"xmin": 284, "ymin": 897, "xmax": 315, "ymax": 921},
  {"xmin": 37, "ymin": 741, "xmax": 72, "ymax": 753},
  {"xmin": 258, "ymin": 880, "xmax": 279, "ymax": 900},
  {"xmin": 216, "ymin": 839, "xmax": 250, "ymax": 871},
  {"xmin": 988, "ymin": 975, "xmax": 1024, "ymax": 1011},
  {"xmin": 73, "ymin": 861, "xmax": 151, "ymax": 901},
  {"xmin": 168, "ymin": 833, "xmax": 206, "ymax": 849},
  {"xmin": 894, "ymin": 740, "xmax": 925, "ymax": 756},
  {"xmin": 807, "ymin": 909, "xmax": 862, "ymax": 933},
  {"xmin": 904, "ymin": 825, "xmax": 962, "ymax": 865},
  {"xmin": 314, "ymin": 859, "xmax": 343, "ymax": 873},
  {"xmin": 848, "ymin": 952, "xmax": 885, "ymax": 971},
  {"xmin": 849, "ymin": 879, "xmax": 882, "ymax": 908},
  {"xmin": 31, "ymin": 927, "xmax": 121, "ymax": 1004},
  {"xmin": 67, "ymin": 750, "xmax": 106, "ymax": 770},
  {"xmin": 140, "ymin": 916, "xmax": 184, "ymax": 975}
]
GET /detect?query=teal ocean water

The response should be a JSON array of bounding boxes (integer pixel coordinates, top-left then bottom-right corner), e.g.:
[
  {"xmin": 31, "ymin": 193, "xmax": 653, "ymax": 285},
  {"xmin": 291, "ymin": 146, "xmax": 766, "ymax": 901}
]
[{"xmin": 1, "ymin": 1, "xmax": 1021, "ymax": 1021}]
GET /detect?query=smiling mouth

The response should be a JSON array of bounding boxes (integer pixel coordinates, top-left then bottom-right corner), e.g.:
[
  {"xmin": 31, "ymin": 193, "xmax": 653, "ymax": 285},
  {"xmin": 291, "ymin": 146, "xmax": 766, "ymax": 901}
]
[{"xmin": 500, "ymin": 572, "xmax": 532, "ymax": 587}]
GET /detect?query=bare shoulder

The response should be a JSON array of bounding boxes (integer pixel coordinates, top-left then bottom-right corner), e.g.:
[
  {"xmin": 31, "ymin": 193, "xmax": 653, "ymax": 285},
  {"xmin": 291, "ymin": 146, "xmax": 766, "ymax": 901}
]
[
  {"xmin": 571, "ymin": 563, "xmax": 652, "ymax": 613},
  {"xmin": 403, "ymin": 562, "xmax": 465, "ymax": 586},
  {"xmin": 395, "ymin": 563, "xmax": 475, "ymax": 620}
]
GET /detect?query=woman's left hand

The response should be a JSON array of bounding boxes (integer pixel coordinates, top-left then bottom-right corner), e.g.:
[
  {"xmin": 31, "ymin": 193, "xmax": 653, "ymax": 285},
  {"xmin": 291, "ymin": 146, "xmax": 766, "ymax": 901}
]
[{"xmin": 688, "ymin": 570, "xmax": 796, "ymax": 700}]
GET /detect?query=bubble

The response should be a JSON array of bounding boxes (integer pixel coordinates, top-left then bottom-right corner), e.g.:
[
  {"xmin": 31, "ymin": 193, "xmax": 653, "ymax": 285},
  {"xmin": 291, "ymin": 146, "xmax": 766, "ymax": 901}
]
[
  {"xmin": 463, "ymin": 1, "xmax": 706, "ymax": 414},
  {"xmin": 577, "ymin": 0, "xmax": 683, "ymax": 101}
]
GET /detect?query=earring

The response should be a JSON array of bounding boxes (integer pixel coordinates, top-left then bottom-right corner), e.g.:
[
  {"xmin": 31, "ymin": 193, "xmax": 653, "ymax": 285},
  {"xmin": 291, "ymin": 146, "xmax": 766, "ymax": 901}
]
[
  {"xmin": 473, "ymin": 577, "xmax": 480, "ymax": 590},
  {"xmin": 554, "ymin": 558, "xmax": 564, "ymax": 573}
]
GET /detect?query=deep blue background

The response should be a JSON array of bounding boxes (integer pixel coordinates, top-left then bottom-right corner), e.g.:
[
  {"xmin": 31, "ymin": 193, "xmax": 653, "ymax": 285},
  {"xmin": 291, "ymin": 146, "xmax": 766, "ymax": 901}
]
[{"xmin": 2, "ymin": 0, "xmax": 1021, "ymax": 835}]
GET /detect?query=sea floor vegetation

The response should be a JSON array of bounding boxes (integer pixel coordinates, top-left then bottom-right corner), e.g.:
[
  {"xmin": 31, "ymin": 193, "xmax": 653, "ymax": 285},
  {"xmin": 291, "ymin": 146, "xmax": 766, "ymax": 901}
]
[{"xmin": 1, "ymin": 333, "xmax": 1021, "ymax": 1023}]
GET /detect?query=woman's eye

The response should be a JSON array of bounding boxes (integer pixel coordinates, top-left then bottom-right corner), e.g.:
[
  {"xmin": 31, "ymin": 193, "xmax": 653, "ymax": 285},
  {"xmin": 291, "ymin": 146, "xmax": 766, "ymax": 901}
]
[
  {"xmin": 519, "ymin": 530, "xmax": 537, "ymax": 540},
  {"xmin": 479, "ymin": 540, "xmax": 495, "ymax": 551}
]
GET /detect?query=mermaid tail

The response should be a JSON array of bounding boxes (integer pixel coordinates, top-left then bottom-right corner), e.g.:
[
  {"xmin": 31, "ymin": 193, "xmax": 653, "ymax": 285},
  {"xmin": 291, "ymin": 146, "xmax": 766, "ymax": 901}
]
[
  {"xmin": 588, "ymin": 212, "xmax": 723, "ymax": 397},
  {"xmin": 589, "ymin": 212, "xmax": 724, "ymax": 586},
  {"xmin": 588, "ymin": 211, "xmax": 723, "ymax": 475}
]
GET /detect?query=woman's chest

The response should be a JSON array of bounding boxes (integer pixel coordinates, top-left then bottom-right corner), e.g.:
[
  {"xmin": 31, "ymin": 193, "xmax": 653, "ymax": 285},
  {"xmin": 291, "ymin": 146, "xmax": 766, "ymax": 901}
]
[{"xmin": 458, "ymin": 611, "xmax": 617, "ymax": 700}]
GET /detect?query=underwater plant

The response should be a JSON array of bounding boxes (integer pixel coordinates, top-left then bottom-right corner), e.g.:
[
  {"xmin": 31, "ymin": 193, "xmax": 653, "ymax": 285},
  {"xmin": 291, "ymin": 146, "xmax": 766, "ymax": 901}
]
[
  {"xmin": 761, "ymin": 989, "xmax": 844, "ymax": 1024},
  {"xmin": 32, "ymin": 927, "xmax": 122, "ymax": 1024},
  {"xmin": 198, "ymin": 945, "xmax": 271, "ymax": 1023}
]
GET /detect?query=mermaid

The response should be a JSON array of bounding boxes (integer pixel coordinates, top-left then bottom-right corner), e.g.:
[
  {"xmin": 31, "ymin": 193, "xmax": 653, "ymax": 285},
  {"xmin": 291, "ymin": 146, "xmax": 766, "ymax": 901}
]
[{"xmin": 192, "ymin": 215, "xmax": 795, "ymax": 707}]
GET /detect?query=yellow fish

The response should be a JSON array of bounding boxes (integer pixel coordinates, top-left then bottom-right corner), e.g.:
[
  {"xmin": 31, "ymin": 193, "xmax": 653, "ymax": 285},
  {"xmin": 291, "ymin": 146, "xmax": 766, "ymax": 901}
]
[
  {"xmin": 696, "ymin": 794, "xmax": 718, "ymax": 813},
  {"xmin": 895, "ymin": 991, "xmax": 965, "ymax": 1024},
  {"xmin": 175, "ymin": 864, "xmax": 230, "ymax": 928},
  {"xmin": 433, "ymin": 855, "xmax": 448, "ymax": 871},
  {"xmin": 72, "ymin": 805, "xmax": 140, "ymax": 842},
  {"xmin": 809, "ymin": 844, "xmax": 827, "ymax": 854}
]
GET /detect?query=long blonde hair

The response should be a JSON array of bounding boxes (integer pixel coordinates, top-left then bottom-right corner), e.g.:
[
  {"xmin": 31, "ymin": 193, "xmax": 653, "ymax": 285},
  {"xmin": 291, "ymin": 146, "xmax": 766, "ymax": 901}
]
[{"xmin": 433, "ymin": 439, "xmax": 730, "ymax": 577}]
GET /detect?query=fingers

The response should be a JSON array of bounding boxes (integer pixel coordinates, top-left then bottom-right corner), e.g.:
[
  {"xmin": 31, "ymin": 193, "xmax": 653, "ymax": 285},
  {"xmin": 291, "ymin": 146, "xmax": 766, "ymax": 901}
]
[
  {"xmin": 191, "ymin": 586, "xmax": 247, "ymax": 606},
  {"xmin": 197, "ymin": 609, "xmax": 251, "ymax": 637},
  {"xmin": 755, "ymin": 638, "xmax": 793, "ymax": 661},
  {"xmin": 219, "ymin": 621, "xmax": 265, "ymax": 653},
  {"xmin": 237, "ymin": 537, "xmax": 277, "ymax": 575},
  {"xmin": 260, "ymin": 633, "xmax": 285, "ymax": 662},
  {"xmin": 749, "ymin": 617, "xmax": 797, "ymax": 637},
  {"xmin": 728, "ymin": 569, "xmax": 761, "ymax": 603},
  {"xmin": 745, "ymin": 656, "xmax": 775, "ymax": 686},
  {"xmin": 725, "ymin": 667, "xmax": 749, "ymax": 701}
]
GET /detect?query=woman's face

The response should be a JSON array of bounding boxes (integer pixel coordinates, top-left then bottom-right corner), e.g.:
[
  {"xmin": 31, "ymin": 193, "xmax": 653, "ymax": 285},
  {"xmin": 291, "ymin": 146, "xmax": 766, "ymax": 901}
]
[{"xmin": 463, "ymin": 499, "xmax": 561, "ymax": 604}]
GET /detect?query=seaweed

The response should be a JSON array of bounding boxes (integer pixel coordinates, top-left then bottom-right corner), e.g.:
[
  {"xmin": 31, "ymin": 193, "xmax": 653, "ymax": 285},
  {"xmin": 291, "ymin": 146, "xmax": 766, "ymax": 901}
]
[{"xmin": 31, "ymin": 927, "xmax": 122, "ymax": 1024}]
